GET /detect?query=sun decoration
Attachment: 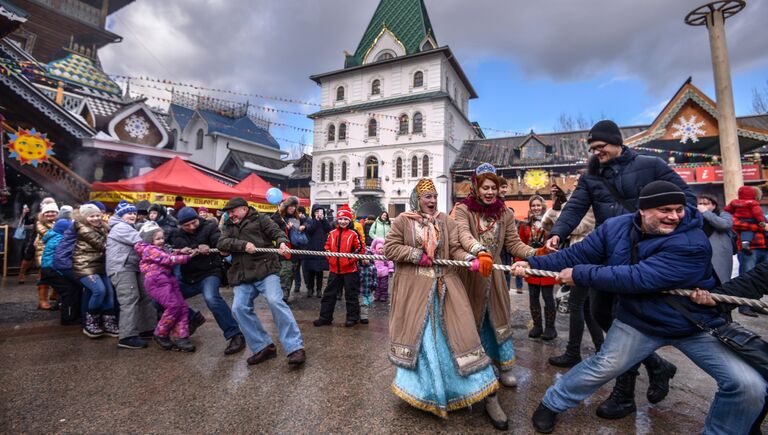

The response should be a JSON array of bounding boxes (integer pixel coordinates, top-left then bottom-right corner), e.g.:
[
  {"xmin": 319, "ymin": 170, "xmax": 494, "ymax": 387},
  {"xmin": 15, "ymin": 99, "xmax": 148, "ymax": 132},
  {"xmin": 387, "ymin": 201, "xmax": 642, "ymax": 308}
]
[
  {"xmin": 523, "ymin": 169, "xmax": 549, "ymax": 190},
  {"xmin": 6, "ymin": 128, "xmax": 55, "ymax": 167}
]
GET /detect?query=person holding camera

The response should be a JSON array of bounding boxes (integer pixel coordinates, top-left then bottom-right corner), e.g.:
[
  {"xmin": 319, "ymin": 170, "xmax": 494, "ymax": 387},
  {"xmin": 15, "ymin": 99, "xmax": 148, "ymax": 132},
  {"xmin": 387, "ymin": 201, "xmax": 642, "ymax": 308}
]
[{"xmin": 303, "ymin": 204, "xmax": 333, "ymax": 298}]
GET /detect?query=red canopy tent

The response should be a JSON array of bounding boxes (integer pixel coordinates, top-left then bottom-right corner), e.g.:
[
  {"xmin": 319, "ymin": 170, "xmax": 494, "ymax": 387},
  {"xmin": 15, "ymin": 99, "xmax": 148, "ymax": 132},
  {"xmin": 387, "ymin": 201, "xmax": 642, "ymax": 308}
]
[
  {"xmin": 234, "ymin": 173, "xmax": 310, "ymax": 207},
  {"xmin": 90, "ymin": 157, "xmax": 276, "ymax": 212}
]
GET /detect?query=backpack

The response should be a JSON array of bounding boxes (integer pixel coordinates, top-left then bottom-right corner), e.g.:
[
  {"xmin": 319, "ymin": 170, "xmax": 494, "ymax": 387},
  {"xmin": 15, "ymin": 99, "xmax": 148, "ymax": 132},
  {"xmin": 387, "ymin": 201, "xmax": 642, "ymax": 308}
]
[{"xmin": 289, "ymin": 227, "xmax": 308, "ymax": 247}]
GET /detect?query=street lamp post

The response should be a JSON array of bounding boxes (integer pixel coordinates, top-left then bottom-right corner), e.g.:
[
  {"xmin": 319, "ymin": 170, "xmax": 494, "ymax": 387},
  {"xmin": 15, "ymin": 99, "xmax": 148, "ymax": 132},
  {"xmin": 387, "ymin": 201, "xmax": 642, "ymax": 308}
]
[{"xmin": 685, "ymin": 0, "xmax": 745, "ymax": 202}]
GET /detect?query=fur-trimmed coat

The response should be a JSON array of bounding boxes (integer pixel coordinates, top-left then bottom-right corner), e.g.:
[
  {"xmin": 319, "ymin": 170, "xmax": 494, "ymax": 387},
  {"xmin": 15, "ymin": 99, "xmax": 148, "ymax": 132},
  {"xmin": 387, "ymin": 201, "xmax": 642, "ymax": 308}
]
[{"xmin": 384, "ymin": 212, "xmax": 491, "ymax": 376}]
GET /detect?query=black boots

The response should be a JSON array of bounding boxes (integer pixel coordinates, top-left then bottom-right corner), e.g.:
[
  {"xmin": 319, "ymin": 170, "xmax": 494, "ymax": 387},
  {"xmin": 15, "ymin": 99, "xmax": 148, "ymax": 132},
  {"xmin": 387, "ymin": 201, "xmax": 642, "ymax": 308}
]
[
  {"xmin": 532, "ymin": 402, "xmax": 558, "ymax": 433},
  {"xmin": 529, "ymin": 305, "xmax": 543, "ymax": 338},
  {"xmin": 542, "ymin": 306, "xmax": 557, "ymax": 341},
  {"xmin": 596, "ymin": 371, "xmax": 637, "ymax": 419},
  {"xmin": 645, "ymin": 354, "xmax": 677, "ymax": 404},
  {"xmin": 548, "ymin": 348, "xmax": 581, "ymax": 368}
]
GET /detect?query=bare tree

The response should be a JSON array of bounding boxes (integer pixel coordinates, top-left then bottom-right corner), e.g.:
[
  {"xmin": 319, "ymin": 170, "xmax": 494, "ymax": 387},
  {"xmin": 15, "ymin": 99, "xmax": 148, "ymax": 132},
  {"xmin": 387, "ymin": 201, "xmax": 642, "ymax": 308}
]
[
  {"xmin": 753, "ymin": 81, "xmax": 768, "ymax": 114},
  {"xmin": 553, "ymin": 112, "xmax": 595, "ymax": 132},
  {"xmin": 287, "ymin": 134, "xmax": 311, "ymax": 159}
]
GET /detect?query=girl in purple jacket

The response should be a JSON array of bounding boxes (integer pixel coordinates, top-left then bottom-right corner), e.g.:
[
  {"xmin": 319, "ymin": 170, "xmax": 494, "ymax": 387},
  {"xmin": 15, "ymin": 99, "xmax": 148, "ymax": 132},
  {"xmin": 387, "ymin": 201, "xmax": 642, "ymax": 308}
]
[
  {"xmin": 370, "ymin": 238, "xmax": 393, "ymax": 301},
  {"xmin": 135, "ymin": 222, "xmax": 197, "ymax": 352}
]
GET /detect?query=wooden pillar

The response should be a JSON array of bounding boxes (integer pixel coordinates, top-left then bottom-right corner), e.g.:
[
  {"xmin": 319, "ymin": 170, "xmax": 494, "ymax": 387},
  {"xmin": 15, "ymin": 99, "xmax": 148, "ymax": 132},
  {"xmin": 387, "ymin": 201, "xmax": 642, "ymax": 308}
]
[
  {"xmin": 706, "ymin": 9, "xmax": 742, "ymax": 202},
  {"xmin": 100, "ymin": 0, "xmax": 110, "ymax": 28}
]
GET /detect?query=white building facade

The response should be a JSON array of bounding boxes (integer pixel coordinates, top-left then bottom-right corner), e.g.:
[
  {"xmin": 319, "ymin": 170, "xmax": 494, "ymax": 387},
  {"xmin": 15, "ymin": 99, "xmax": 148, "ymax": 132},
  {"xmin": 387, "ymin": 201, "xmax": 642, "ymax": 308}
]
[{"xmin": 308, "ymin": 0, "xmax": 479, "ymax": 216}]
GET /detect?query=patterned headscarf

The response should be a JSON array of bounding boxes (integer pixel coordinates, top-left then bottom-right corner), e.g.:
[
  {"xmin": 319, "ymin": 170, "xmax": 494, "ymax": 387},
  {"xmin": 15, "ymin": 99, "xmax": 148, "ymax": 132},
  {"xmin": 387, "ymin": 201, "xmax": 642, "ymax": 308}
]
[{"xmin": 403, "ymin": 178, "xmax": 440, "ymax": 260}]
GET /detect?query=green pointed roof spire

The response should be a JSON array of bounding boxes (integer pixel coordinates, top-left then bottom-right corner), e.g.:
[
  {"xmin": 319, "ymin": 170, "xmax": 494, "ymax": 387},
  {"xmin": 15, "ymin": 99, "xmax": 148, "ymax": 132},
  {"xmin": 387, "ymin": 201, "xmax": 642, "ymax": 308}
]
[{"xmin": 345, "ymin": 0, "xmax": 437, "ymax": 68}]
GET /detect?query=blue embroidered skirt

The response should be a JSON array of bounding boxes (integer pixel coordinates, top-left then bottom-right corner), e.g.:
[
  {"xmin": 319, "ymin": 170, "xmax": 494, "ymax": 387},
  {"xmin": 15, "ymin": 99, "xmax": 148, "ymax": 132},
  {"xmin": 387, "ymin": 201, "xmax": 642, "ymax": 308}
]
[
  {"xmin": 480, "ymin": 311, "xmax": 516, "ymax": 370},
  {"xmin": 392, "ymin": 295, "xmax": 498, "ymax": 418}
]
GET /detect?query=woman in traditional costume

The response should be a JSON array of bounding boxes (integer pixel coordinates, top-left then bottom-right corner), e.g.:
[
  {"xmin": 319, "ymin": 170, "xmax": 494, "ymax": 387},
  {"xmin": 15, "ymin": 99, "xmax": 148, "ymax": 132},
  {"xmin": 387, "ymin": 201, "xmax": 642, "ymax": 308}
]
[
  {"xmin": 384, "ymin": 179, "xmax": 508, "ymax": 430},
  {"xmin": 453, "ymin": 163, "xmax": 538, "ymax": 388}
]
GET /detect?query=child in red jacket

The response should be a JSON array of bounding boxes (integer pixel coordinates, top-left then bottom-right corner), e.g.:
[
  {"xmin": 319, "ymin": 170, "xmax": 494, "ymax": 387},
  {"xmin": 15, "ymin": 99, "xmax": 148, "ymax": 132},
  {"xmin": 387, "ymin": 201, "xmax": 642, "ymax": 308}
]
[
  {"xmin": 313, "ymin": 206, "xmax": 362, "ymax": 327},
  {"xmin": 724, "ymin": 186, "xmax": 766, "ymax": 255}
]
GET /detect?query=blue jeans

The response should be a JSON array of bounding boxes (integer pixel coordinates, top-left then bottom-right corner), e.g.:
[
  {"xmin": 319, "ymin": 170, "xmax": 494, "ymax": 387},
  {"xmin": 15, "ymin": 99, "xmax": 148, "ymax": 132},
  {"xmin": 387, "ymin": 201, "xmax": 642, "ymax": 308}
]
[
  {"xmin": 180, "ymin": 275, "xmax": 241, "ymax": 340},
  {"xmin": 543, "ymin": 320, "xmax": 767, "ymax": 435},
  {"xmin": 739, "ymin": 248, "xmax": 768, "ymax": 275},
  {"xmin": 79, "ymin": 274, "xmax": 115, "ymax": 313},
  {"xmin": 232, "ymin": 274, "xmax": 304, "ymax": 355}
]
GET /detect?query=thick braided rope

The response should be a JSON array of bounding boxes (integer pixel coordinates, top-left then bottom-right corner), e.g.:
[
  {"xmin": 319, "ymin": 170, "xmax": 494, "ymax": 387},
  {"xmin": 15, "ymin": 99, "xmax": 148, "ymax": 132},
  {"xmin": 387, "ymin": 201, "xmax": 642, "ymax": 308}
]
[{"xmin": 214, "ymin": 247, "xmax": 768, "ymax": 310}]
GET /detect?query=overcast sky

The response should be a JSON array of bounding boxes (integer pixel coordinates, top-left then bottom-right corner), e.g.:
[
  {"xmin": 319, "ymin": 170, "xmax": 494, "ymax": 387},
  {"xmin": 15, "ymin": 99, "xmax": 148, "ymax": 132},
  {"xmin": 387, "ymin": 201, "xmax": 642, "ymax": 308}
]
[{"xmin": 100, "ymin": 0, "xmax": 768, "ymax": 147}]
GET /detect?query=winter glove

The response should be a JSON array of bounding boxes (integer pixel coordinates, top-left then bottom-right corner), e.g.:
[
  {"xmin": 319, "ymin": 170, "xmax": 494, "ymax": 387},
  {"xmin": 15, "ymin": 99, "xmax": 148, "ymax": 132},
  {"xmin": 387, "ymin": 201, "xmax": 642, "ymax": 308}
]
[
  {"xmin": 418, "ymin": 253, "xmax": 433, "ymax": 267},
  {"xmin": 551, "ymin": 184, "xmax": 567, "ymax": 211},
  {"xmin": 470, "ymin": 259, "xmax": 480, "ymax": 272},
  {"xmin": 534, "ymin": 246, "xmax": 550, "ymax": 256},
  {"xmin": 477, "ymin": 252, "xmax": 493, "ymax": 277}
]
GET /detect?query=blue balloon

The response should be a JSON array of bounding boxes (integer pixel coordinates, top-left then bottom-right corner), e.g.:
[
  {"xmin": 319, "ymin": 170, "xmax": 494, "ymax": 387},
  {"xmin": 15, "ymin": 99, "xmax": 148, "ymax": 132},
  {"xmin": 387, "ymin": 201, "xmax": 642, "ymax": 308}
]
[{"xmin": 266, "ymin": 187, "xmax": 283, "ymax": 205}]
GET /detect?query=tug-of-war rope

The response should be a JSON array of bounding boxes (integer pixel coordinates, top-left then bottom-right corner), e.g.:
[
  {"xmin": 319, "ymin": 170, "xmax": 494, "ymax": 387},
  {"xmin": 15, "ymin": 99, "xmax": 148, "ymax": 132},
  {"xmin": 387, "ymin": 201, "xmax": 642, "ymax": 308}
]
[{"xmin": 209, "ymin": 247, "xmax": 768, "ymax": 311}]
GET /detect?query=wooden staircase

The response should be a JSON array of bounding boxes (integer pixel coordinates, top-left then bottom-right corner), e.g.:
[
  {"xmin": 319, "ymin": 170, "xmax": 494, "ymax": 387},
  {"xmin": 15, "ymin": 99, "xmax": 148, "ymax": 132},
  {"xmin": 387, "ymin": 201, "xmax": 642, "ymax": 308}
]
[{"xmin": 6, "ymin": 154, "xmax": 91, "ymax": 205}]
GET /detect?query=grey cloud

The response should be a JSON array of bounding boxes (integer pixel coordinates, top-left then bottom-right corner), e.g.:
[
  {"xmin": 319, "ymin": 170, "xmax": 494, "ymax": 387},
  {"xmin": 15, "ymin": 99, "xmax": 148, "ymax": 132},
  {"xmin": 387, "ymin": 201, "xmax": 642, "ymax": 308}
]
[{"xmin": 100, "ymin": 0, "xmax": 768, "ymax": 102}]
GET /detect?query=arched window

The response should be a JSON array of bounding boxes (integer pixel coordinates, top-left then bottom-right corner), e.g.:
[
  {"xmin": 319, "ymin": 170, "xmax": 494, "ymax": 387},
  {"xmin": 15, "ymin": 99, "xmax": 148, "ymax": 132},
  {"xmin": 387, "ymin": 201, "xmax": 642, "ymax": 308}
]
[
  {"xmin": 398, "ymin": 114, "xmax": 409, "ymax": 135},
  {"xmin": 412, "ymin": 112, "xmax": 423, "ymax": 134},
  {"xmin": 341, "ymin": 161, "xmax": 347, "ymax": 181},
  {"xmin": 411, "ymin": 156, "xmax": 418, "ymax": 178},
  {"xmin": 422, "ymin": 155, "xmax": 429, "ymax": 176},
  {"xmin": 376, "ymin": 52, "xmax": 393, "ymax": 62},
  {"xmin": 320, "ymin": 162, "xmax": 326, "ymax": 182},
  {"xmin": 368, "ymin": 118, "xmax": 377, "ymax": 137},
  {"xmin": 328, "ymin": 162, "xmax": 335, "ymax": 182},
  {"xmin": 336, "ymin": 86, "xmax": 345, "ymax": 101},
  {"xmin": 366, "ymin": 156, "xmax": 379, "ymax": 179},
  {"xmin": 327, "ymin": 124, "xmax": 335, "ymax": 142},
  {"xmin": 196, "ymin": 129, "xmax": 204, "ymax": 150},
  {"xmin": 395, "ymin": 157, "xmax": 403, "ymax": 179},
  {"xmin": 371, "ymin": 79, "xmax": 381, "ymax": 95},
  {"xmin": 413, "ymin": 71, "xmax": 424, "ymax": 88},
  {"xmin": 338, "ymin": 123, "xmax": 346, "ymax": 140}
]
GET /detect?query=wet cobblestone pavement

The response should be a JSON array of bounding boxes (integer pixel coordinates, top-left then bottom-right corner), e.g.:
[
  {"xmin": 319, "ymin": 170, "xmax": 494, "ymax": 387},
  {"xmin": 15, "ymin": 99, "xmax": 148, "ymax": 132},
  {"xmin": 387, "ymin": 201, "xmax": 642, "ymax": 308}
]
[{"xmin": 1, "ymin": 277, "xmax": 767, "ymax": 434}]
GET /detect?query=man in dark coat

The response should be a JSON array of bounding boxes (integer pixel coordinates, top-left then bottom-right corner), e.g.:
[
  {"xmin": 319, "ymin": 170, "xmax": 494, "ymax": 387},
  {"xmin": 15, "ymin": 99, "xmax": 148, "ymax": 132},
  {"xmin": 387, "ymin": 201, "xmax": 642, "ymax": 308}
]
[
  {"xmin": 303, "ymin": 204, "xmax": 333, "ymax": 298},
  {"xmin": 170, "ymin": 207, "xmax": 245, "ymax": 355},
  {"xmin": 516, "ymin": 181, "xmax": 767, "ymax": 434},
  {"xmin": 218, "ymin": 197, "xmax": 306, "ymax": 366},
  {"xmin": 544, "ymin": 120, "xmax": 692, "ymax": 417}
]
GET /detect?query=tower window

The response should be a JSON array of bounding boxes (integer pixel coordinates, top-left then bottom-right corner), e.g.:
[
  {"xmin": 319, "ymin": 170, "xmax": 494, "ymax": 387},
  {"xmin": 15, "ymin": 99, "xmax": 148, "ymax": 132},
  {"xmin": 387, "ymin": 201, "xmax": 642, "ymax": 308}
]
[
  {"xmin": 413, "ymin": 71, "xmax": 424, "ymax": 88},
  {"xmin": 422, "ymin": 155, "xmax": 429, "ymax": 176},
  {"xmin": 329, "ymin": 162, "xmax": 335, "ymax": 182},
  {"xmin": 411, "ymin": 156, "xmax": 418, "ymax": 178},
  {"xmin": 413, "ymin": 112, "xmax": 423, "ymax": 134},
  {"xmin": 327, "ymin": 124, "xmax": 335, "ymax": 142},
  {"xmin": 336, "ymin": 86, "xmax": 345, "ymax": 101},
  {"xmin": 196, "ymin": 129, "xmax": 204, "ymax": 150},
  {"xmin": 396, "ymin": 157, "xmax": 403, "ymax": 178},
  {"xmin": 368, "ymin": 119, "xmax": 377, "ymax": 137},
  {"xmin": 371, "ymin": 79, "xmax": 381, "ymax": 95},
  {"xmin": 398, "ymin": 114, "xmax": 409, "ymax": 135},
  {"xmin": 338, "ymin": 123, "xmax": 347, "ymax": 140}
]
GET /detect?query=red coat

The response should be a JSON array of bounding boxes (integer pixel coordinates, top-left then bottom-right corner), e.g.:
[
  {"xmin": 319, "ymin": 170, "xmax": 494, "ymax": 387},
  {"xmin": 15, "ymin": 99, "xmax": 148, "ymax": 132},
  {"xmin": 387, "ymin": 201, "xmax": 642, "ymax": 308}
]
[
  {"xmin": 518, "ymin": 222, "xmax": 558, "ymax": 286},
  {"xmin": 325, "ymin": 226, "xmax": 362, "ymax": 274}
]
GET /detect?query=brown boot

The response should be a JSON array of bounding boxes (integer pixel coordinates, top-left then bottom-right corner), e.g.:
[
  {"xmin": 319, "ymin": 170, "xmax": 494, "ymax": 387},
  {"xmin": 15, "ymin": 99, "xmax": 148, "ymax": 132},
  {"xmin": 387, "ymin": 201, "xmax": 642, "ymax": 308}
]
[
  {"xmin": 37, "ymin": 285, "xmax": 52, "ymax": 310},
  {"xmin": 18, "ymin": 259, "xmax": 31, "ymax": 284}
]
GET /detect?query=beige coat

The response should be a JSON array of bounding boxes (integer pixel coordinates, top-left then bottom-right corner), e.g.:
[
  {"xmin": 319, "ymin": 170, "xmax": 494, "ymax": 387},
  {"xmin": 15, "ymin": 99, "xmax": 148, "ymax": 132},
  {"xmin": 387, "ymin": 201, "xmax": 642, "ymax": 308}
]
[
  {"xmin": 34, "ymin": 215, "xmax": 54, "ymax": 267},
  {"xmin": 72, "ymin": 220, "xmax": 109, "ymax": 278},
  {"xmin": 453, "ymin": 204, "xmax": 534, "ymax": 344},
  {"xmin": 384, "ymin": 212, "xmax": 491, "ymax": 376}
]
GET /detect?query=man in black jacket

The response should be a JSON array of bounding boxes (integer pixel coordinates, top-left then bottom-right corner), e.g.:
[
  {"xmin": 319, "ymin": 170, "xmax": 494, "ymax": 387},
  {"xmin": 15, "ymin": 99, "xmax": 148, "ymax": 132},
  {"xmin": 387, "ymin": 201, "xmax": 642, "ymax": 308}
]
[
  {"xmin": 171, "ymin": 207, "xmax": 245, "ymax": 355},
  {"xmin": 544, "ymin": 120, "xmax": 696, "ymax": 420}
]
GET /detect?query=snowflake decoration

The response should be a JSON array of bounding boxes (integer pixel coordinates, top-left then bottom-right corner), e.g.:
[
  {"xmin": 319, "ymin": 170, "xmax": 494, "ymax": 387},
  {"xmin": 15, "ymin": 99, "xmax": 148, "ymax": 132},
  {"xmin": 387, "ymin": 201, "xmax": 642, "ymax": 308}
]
[
  {"xmin": 671, "ymin": 115, "xmax": 706, "ymax": 144},
  {"xmin": 123, "ymin": 114, "xmax": 150, "ymax": 139}
]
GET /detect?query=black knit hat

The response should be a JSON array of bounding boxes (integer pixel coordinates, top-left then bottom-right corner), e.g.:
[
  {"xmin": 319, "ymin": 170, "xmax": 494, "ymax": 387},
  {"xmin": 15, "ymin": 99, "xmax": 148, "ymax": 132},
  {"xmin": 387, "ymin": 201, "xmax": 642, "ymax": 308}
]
[
  {"xmin": 222, "ymin": 196, "xmax": 248, "ymax": 211},
  {"xmin": 587, "ymin": 120, "xmax": 623, "ymax": 146},
  {"xmin": 638, "ymin": 181, "xmax": 686, "ymax": 210}
]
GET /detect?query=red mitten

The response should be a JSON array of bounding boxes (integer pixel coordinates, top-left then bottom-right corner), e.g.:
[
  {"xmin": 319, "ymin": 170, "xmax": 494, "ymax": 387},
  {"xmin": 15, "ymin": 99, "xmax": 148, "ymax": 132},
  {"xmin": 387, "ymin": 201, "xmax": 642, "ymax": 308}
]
[
  {"xmin": 534, "ymin": 247, "xmax": 549, "ymax": 256},
  {"xmin": 477, "ymin": 252, "xmax": 493, "ymax": 277},
  {"xmin": 418, "ymin": 253, "xmax": 433, "ymax": 267}
]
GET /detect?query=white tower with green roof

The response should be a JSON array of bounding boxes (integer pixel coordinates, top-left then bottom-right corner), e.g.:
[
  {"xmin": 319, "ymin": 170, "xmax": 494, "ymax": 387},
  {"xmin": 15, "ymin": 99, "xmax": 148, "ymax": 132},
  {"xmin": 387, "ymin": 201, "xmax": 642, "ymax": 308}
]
[{"xmin": 308, "ymin": 0, "xmax": 479, "ymax": 216}]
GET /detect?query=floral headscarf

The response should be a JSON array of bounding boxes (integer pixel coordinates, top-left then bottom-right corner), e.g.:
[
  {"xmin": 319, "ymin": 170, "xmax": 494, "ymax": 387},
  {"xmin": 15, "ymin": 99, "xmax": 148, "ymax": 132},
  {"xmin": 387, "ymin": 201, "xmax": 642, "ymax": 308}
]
[{"xmin": 402, "ymin": 178, "xmax": 440, "ymax": 260}]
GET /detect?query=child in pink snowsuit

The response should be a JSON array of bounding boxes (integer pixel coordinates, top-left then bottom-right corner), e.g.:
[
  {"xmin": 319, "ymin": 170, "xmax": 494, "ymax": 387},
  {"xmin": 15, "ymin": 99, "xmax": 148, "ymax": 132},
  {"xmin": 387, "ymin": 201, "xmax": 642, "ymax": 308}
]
[
  {"xmin": 371, "ymin": 238, "xmax": 393, "ymax": 301},
  {"xmin": 135, "ymin": 222, "xmax": 196, "ymax": 352}
]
